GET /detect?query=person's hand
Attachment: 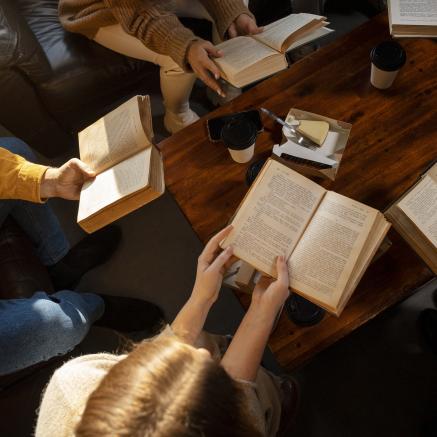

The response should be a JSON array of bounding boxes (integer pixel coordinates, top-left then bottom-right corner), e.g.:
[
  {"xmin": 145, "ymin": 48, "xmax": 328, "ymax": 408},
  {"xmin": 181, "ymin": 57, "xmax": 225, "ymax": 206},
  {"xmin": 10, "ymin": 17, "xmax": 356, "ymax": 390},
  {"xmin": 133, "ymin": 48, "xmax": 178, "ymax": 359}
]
[
  {"xmin": 40, "ymin": 158, "xmax": 96, "ymax": 200},
  {"xmin": 187, "ymin": 39, "xmax": 225, "ymax": 97},
  {"xmin": 192, "ymin": 225, "xmax": 236, "ymax": 304},
  {"xmin": 251, "ymin": 256, "xmax": 290, "ymax": 314},
  {"xmin": 227, "ymin": 13, "xmax": 263, "ymax": 39}
]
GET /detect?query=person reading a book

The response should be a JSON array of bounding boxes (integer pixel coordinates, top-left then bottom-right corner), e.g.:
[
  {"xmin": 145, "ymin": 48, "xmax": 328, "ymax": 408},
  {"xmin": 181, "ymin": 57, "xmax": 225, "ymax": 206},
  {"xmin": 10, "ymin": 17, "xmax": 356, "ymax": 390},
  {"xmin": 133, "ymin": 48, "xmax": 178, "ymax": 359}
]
[
  {"xmin": 0, "ymin": 137, "xmax": 164, "ymax": 375},
  {"xmin": 36, "ymin": 226, "xmax": 299, "ymax": 437},
  {"xmin": 58, "ymin": 0, "xmax": 262, "ymax": 133}
]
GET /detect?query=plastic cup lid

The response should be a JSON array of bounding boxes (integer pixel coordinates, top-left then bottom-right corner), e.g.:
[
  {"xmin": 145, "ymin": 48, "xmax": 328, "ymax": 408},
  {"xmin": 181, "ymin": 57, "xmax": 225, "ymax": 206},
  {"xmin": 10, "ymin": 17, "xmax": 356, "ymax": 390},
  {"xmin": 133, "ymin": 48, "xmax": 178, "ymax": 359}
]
[
  {"xmin": 370, "ymin": 40, "xmax": 406, "ymax": 72},
  {"xmin": 221, "ymin": 118, "xmax": 257, "ymax": 150}
]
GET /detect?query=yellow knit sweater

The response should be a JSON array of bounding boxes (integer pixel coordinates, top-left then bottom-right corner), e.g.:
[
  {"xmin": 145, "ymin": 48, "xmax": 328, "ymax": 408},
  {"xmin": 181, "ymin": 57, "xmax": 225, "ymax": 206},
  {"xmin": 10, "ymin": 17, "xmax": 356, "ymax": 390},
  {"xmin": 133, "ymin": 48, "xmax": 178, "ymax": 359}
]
[
  {"xmin": 58, "ymin": 0, "xmax": 253, "ymax": 69},
  {"xmin": 0, "ymin": 148, "xmax": 48, "ymax": 203}
]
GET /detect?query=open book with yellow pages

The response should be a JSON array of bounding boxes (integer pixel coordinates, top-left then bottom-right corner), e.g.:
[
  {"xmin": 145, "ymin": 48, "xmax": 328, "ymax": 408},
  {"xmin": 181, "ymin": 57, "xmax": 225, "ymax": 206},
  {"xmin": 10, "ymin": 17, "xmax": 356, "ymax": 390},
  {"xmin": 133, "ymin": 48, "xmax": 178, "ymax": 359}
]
[
  {"xmin": 214, "ymin": 13, "xmax": 332, "ymax": 88},
  {"xmin": 385, "ymin": 162, "xmax": 437, "ymax": 273},
  {"xmin": 77, "ymin": 95, "xmax": 165, "ymax": 233},
  {"xmin": 221, "ymin": 159, "xmax": 390, "ymax": 316},
  {"xmin": 388, "ymin": 0, "xmax": 437, "ymax": 38}
]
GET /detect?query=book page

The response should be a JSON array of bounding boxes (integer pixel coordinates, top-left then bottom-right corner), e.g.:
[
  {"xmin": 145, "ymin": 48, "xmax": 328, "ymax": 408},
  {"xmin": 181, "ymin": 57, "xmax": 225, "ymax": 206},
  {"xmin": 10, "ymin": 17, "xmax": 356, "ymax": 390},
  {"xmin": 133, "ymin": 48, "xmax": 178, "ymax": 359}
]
[
  {"xmin": 79, "ymin": 96, "xmax": 151, "ymax": 174},
  {"xmin": 398, "ymin": 174, "xmax": 437, "ymax": 247},
  {"xmin": 222, "ymin": 160, "xmax": 326, "ymax": 277},
  {"xmin": 389, "ymin": 0, "xmax": 437, "ymax": 25},
  {"xmin": 288, "ymin": 191, "xmax": 378, "ymax": 305},
  {"xmin": 77, "ymin": 148, "xmax": 151, "ymax": 222},
  {"xmin": 214, "ymin": 36, "xmax": 278, "ymax": 77},
  {"xmin": 253, "ymin": 13, "xmax": 323, "ymax": 52},
  {"xmin": 334, "ymin": 217, "xmax": 390, "ymax": 315},
  {"xmin": 138, "ymin": 95, "xmax": 154, "ymax": 142}
]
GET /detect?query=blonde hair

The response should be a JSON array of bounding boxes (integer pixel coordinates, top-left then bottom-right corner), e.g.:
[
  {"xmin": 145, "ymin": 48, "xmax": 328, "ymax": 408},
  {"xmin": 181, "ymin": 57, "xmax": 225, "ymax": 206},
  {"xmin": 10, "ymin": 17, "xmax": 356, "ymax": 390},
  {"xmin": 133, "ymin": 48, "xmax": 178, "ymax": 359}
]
[{"xmin": 76, "ymin": 334, "xmax": 261, "ymax": 437}]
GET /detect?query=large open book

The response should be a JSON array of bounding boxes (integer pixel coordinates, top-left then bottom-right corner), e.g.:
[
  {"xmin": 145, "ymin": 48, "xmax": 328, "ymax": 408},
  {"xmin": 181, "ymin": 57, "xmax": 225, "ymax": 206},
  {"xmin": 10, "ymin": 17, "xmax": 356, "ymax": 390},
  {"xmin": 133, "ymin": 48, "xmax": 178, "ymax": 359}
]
[
  {"xmin": 388, "ymin": 0, "xmax": 437, "ymax": 37},
  {"xmin": 214, "ymin": 13, "xmax": 332, "ymax": 88},
  {"xmin": 221, "ymin": 159, "xmax": 390, "ymax": 316},
  {"xmin": 385, "ymin": 162, "xmax": 437, "ymax": 273},
  {"xmin": 77, "ymin": 95, "xmax": 165, "ymax": 233}
]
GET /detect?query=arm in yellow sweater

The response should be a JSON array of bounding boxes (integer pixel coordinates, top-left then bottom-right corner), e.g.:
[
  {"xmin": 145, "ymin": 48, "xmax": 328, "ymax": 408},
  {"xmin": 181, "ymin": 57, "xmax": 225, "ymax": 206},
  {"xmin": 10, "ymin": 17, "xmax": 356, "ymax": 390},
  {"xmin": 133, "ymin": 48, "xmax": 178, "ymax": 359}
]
[{"xmin": 0, "ymin": 147, "xmax": 48, "ymax": 203}]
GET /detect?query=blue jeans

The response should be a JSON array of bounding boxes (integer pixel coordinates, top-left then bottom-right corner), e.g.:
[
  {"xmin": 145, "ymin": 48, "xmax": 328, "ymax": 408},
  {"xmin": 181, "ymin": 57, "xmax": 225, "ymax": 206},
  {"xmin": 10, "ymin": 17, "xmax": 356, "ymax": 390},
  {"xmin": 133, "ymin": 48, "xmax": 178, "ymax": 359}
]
[
  {"xmin": 0, "ymin": 291, "xmax": 104, "ymax": 375},
  {"xmin": 0, "ymin": 138, "xmax": 105, "ymax": 375}
]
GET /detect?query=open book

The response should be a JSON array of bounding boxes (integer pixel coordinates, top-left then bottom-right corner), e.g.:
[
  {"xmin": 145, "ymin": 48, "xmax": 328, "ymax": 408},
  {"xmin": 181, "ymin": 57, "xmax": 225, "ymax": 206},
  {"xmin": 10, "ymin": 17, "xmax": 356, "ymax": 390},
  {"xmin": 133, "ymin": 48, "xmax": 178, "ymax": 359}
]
[
  {"xmin": 388, "ymin": 0, "xmax": 437, "ymax": 37},
  {"xmin": 221, "ymin": 159, "xmax": 390, "ymax": 316},
  {"xmin": 214, "ymin": 13, "xmax": 332, "ymax": 88},
  {"xmin": 385, "ymin": 162, "xmax": 437, "ymax": 273},
  {"xmin": 77, "ymin": 95, "xmax": 165, "ymax": 233}
]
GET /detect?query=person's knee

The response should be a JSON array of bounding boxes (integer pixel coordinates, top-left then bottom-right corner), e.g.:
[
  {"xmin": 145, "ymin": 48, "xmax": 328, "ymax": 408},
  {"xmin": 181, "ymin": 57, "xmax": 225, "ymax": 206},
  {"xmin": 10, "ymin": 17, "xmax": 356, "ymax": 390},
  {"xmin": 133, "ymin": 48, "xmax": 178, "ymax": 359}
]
[
  {"xmin": 0, "ymin": 137, "xmax": 37, "ymax": 162},
  {"xmin": 160, "ymin": 59, "xmax": 188, "ymax": 76},
  {"xmin": 35, "ymin": 295, "xmax": 92, "ymax": 348}
]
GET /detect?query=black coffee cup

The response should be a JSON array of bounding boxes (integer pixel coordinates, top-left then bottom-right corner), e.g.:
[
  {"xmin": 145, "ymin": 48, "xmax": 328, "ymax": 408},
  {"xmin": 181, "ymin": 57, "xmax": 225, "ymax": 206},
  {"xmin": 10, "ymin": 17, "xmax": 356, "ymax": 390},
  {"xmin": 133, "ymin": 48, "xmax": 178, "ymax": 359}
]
[
  {"xmin": 221, "ymin": 118, "xmax": 257, "ymax": 163},
  {"xmin": 370, "ymin": 41, "xmax": 406, "ymax": 89}
]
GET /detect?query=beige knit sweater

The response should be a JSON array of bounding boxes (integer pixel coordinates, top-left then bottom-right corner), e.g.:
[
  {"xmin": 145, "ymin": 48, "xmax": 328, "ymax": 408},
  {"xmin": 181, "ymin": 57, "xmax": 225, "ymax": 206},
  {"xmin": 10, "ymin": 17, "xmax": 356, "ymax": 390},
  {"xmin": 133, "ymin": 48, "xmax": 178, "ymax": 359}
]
[
  {"xmin": 35, "ymin": 329, "xmax": 282, "ymax": 436},
  {"xmin": 58, "ymin": 0, "xmax": 253, "ymax": 69}
]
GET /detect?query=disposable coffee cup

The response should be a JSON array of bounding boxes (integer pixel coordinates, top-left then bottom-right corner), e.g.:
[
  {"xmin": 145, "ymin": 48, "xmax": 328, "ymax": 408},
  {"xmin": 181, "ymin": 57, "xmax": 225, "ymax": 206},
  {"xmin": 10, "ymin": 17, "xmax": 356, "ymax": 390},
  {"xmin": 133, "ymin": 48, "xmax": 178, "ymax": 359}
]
[
  {"xmin": 221, "ymin": 118, "xmax": 257, "ymax": 163},
  {"xmin": 370, "ymin": 41, "xmax": 406, "ymax": 89}
]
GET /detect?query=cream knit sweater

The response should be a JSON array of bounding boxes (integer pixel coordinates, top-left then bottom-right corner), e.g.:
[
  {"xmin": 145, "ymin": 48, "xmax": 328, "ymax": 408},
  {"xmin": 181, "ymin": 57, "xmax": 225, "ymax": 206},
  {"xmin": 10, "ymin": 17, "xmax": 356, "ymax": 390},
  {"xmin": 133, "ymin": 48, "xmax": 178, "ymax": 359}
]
[
  {"xmin": 58, "ymin": 0, "xmax": 253, "ymax": 69},
  {"xmin": 35, "ymin": 329, "xmax": 282, "ymax": 436}
]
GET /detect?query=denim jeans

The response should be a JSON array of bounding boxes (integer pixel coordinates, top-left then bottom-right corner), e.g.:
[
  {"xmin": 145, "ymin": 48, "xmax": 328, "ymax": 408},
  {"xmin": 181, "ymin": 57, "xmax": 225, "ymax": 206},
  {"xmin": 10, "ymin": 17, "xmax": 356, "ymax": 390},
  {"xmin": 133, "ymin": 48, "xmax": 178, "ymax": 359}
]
[
  {"xmin": 0, "ymin": 291, "xmax": 104, "ymax": 375},
  {"xmin": 0, "ymin": 138, "xmax": 105, "ymax": 375}
]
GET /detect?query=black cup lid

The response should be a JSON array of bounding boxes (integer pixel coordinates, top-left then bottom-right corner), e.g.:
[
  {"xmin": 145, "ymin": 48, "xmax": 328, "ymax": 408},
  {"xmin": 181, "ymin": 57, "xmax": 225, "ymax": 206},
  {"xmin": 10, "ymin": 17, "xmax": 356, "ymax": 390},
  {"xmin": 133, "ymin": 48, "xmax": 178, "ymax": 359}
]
[
  {"xmin": 370, "ymin": 41, "xmax": 406, "ymax": 72},
  {"xmin": 221, "ymin": 118, "xmax": 257, "ymax": 150}
]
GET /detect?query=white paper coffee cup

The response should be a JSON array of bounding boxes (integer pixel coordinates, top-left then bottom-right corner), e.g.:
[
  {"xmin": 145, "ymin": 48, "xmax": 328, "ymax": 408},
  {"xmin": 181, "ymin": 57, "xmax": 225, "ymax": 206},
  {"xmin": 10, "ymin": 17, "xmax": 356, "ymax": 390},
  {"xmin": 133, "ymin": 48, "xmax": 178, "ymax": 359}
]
[
  {"xmin": 371, "ymin": 64, "xmax": 400, "ymax": 89},
  {"xmin": 221, "ymin": 118, "xmax": 257, "ymax": 164},
  {"xmin": 228, "ymin": 143, "xmax": 255, "ymax": 163},
  {"xmin": 370, "ymin": 41, "xmax": 406, "ymax": 90}
]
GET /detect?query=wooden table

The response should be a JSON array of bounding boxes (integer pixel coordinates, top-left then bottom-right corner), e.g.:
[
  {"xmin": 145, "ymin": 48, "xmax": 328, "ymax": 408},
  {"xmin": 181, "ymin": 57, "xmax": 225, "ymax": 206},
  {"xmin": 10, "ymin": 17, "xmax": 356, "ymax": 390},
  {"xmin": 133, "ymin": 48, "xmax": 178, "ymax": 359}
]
[{"xmin": 158, "ymin": 13, "xmax": 437, "ymax": 371}]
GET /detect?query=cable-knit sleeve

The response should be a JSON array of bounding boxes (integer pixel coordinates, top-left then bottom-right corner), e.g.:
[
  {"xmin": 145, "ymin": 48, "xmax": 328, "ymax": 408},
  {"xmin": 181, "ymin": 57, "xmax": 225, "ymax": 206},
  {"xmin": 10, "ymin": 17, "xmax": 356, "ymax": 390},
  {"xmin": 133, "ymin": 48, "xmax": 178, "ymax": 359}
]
[{"xmin": 103, "ymin": 0, "xmax": 198, "ymax": 69}]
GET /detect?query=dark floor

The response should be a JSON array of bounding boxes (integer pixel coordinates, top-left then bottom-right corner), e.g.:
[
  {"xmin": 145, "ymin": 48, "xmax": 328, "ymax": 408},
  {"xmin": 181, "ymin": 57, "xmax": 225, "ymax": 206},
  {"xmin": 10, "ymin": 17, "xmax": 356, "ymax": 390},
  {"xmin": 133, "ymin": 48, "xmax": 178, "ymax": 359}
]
[
  {"xmin": 294, "ymin": 280, "xmax": 437, "ymax": 437},
  {"xmin": 1, "ymin": 3, "xmax": 437, "ymax": 437}
]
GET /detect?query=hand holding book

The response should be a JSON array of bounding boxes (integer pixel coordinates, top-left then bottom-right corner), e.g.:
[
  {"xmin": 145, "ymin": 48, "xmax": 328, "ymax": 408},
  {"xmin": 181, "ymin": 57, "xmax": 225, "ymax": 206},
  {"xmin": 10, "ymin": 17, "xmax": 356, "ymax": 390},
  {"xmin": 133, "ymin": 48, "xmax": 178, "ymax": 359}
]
[
  {"xmin": 187, "ymin": 13, "xmax": 264, "ymax": 97},
  {"xmin": 41, "ymin": 159, "xmax": 96, "ymax": 201},
  {"xmin": 227, "ymin": 13, "xmax": 264, "ymax": 38},
  {"xmin": 192, "ymin": 225, "xmax": 236, "ymax": 305},
  {"xmin": 251, "ymin": 256, "xmax": 290, "ymax": 316},
  {"xmin": 214, "ymin": 13, "xmax": 333, "ymax": 88},
  {"xmin": 221, "ymin": 159, "xmax": 390, "ymax": 316},
  {"xmin": 187, "ymin": 40, "xmax": 225, "ymax": 97},
  {"xmin": 221, "ymin": 254, "xmax": 289, "ymax": 382},
  {"xmin": 77, "ymin": 95, "xmax": 165, "ymax": 233}
]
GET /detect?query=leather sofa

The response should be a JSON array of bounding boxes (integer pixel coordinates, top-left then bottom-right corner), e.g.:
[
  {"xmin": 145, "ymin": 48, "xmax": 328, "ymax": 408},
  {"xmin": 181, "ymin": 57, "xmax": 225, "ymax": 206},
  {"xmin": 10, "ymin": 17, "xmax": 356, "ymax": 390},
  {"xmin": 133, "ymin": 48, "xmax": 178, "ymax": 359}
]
[{"xmin": 0, "ymin": 0, "xmax": 217, "ymax": 158}]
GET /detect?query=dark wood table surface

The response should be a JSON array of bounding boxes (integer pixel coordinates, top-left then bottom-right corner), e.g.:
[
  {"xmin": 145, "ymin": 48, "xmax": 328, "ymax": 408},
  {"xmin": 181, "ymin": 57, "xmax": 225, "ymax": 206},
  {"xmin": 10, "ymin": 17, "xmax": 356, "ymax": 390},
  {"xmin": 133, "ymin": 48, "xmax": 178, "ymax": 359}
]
[{"xmin": 157, "ymin": 13, "xmax": 437, "ymax": 371}]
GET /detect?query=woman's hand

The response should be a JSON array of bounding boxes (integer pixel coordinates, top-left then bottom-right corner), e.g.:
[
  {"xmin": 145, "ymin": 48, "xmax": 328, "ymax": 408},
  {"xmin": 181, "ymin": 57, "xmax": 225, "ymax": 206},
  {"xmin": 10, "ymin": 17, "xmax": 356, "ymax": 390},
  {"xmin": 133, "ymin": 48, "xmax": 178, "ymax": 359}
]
[
  {"xmin": 187, "ymin": 40, "xmax": 225, "ymax": 97},
  {"xmin": 192, "ymin": 225, "xmax": 235, "ymax": 304},
  {"xmin": 227, "ymin": 13, "xmax": 263, "ymax": 39},
  {"xmin": 40, "ymin": 159, "xmax": 96, "ymax": 200},
  {"xmin": 172, "ymin": 226, "xmax": 234, "ymax": 344},
  {"xmin": 221, "ymin": 255, "xmax": 288, "ymax": 381},
  {"xmin": 251, "ymin": 256, "xmax": 290, "ymax": 315}
]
